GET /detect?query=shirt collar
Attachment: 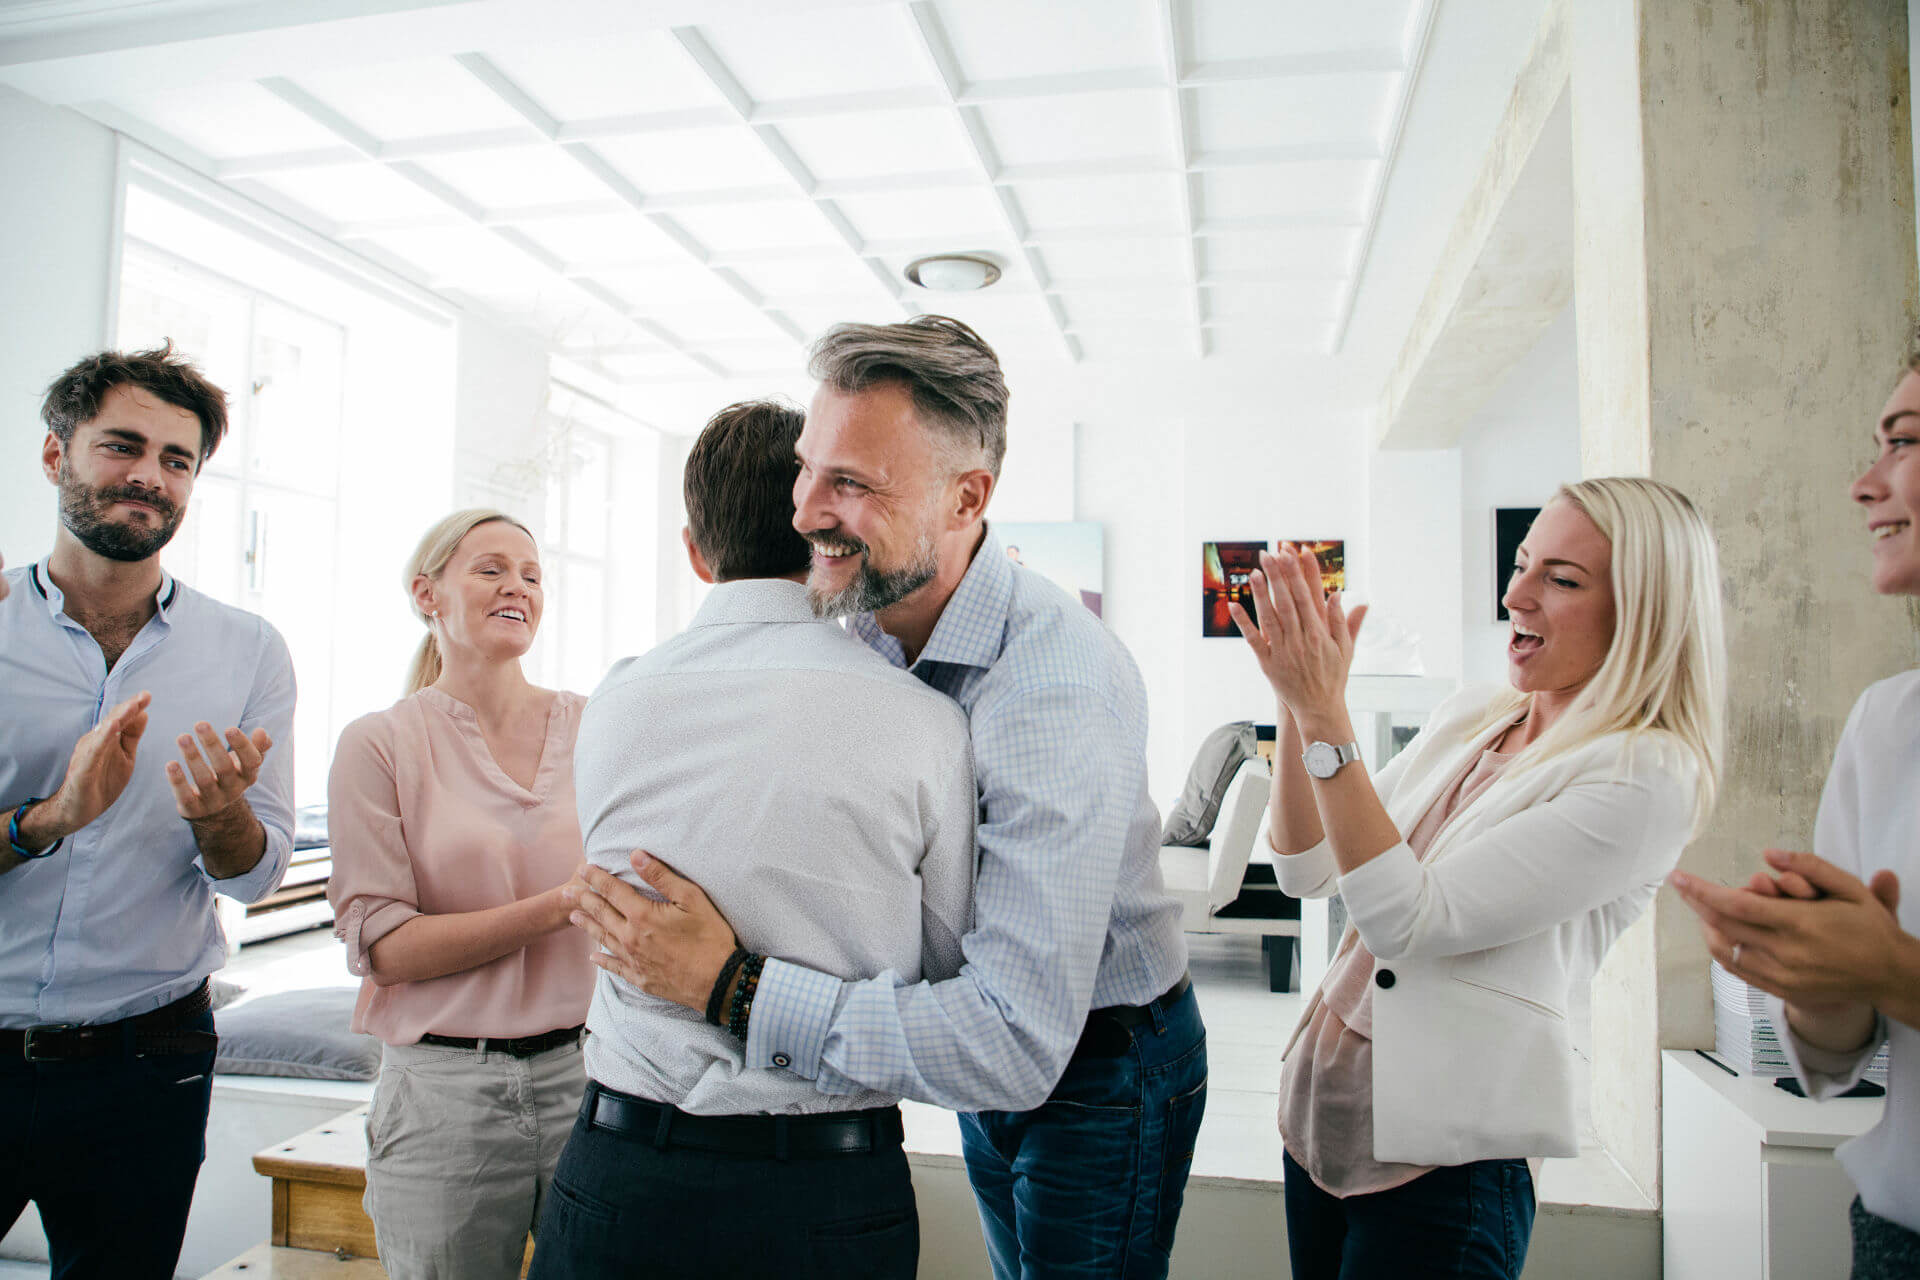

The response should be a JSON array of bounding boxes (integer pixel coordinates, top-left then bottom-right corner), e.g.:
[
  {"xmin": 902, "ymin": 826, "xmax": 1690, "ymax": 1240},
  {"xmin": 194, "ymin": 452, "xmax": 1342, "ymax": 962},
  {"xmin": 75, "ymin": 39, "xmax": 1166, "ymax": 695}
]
[
  {"xmin": 850, "ymin": 524, "xmax": 1011, "ymax": 672},
  {"xmin": 29, "ymin": 557, "xmax": 178, "ymax": 621},
  {"xmin": 688, "ymin": 577, "xmax": 820, "ymax": 629}
]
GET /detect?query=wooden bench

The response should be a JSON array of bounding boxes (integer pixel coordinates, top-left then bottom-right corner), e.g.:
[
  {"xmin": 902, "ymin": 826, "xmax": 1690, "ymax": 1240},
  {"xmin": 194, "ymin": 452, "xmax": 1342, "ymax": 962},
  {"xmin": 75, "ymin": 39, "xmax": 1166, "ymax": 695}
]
[{"xmin": 202, "ymin": 1108, "xmax": 532, "ymax": 1278}]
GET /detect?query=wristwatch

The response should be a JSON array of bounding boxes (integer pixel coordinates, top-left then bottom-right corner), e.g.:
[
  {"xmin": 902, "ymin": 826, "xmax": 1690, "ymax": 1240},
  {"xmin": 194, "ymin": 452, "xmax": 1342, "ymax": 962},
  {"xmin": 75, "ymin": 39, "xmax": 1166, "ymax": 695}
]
[
  {"xmin": 8, "ymin": 799, "xmax": 62, "ymax": 860},
  {"xmin": 1301, "ymin": 741, "xmax": 1362, "ymax": 780}
]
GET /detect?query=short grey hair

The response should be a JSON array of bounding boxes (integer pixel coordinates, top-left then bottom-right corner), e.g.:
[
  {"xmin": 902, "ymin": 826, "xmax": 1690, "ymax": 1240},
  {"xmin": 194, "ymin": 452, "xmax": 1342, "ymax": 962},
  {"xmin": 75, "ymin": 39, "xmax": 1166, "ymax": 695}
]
[{"xmin": 808, "ymin": 315, "xmax": 1009, "ymax": 477}]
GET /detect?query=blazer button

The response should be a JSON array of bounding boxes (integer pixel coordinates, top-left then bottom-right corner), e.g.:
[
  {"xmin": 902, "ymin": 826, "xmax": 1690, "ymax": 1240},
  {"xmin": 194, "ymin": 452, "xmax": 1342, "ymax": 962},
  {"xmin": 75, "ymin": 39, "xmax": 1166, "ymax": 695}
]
[{"xmin": 1375, "ymin": 969, "xmax": 1396, "ymax": 989}]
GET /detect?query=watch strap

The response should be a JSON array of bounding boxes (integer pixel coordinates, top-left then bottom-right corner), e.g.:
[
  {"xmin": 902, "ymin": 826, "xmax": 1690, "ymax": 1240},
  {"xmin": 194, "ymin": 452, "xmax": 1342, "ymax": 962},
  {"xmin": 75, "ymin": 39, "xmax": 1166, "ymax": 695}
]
[{"xmin": 8, "ymin": 799, "xmax": 61, "ymax": 860}]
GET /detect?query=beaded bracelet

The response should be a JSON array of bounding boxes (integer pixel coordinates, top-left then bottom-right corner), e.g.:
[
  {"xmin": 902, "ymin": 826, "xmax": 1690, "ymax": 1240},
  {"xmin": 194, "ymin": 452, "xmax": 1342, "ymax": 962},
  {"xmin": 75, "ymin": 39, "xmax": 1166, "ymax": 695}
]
[
  {"xmin": 725, "ymin": 953, "xmax": 766, "ymax": 1041},
  {"xmin": 705, "ymin": 946, "xmax": 750, "ymax": 1028}
]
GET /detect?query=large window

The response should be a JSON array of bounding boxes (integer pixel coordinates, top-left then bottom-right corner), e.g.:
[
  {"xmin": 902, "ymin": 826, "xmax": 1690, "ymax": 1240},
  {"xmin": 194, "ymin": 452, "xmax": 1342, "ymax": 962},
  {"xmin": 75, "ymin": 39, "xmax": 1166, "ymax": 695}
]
[{"xmin": 116, "ymin": 246, "xmax": 346, "ymax": 807}]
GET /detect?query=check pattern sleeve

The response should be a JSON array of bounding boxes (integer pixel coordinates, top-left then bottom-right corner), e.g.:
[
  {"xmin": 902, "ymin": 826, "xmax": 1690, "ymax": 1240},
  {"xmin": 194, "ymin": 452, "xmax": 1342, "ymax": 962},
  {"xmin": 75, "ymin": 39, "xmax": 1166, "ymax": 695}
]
[
  {"xmin": 195, "ymin": 625, "xmax": 297, "ymax": 904},
  {"xmin": 747, "ymin": 684, "xmax": 1139, "ymax": 1113}
]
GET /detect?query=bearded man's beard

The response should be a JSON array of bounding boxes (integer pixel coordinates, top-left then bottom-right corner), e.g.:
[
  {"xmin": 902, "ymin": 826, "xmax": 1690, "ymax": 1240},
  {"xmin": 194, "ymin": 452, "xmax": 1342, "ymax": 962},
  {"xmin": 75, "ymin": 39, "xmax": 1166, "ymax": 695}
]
[
  {"xmin": 58, "ymin": 462, "xmax": 183, "ymax": 563},
  {"xmin": 804, "ymin": 529, "xmax": 939, "ymax": 619}
]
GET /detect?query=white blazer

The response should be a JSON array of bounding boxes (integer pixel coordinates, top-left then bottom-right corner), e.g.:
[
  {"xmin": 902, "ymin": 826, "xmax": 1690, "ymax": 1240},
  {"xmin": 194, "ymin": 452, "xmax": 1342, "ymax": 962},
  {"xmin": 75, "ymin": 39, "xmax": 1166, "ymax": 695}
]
[{"xmin": 1273, "ymin": 685, "xmax": 1699, "ymax": 1166}]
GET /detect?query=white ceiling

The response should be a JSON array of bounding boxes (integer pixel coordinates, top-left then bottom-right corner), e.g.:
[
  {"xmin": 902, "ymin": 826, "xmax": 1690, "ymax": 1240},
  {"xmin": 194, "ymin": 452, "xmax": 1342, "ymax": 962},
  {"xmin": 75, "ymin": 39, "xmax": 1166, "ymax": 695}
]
[{"xmin": 5, "ymin": 0, "xmax": 1437, "ymax": 386}]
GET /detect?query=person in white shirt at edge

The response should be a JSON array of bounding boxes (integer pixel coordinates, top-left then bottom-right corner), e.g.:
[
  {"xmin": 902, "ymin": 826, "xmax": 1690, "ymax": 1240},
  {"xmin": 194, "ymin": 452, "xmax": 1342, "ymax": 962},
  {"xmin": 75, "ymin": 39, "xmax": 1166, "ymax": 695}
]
[
  {"xmin": 1672, "ymin": 340, "xmax": 1920, "ymax": 1280},
  {"xmin": 560, "ymin": 318, "xmax": 1203, "ymax": 1280},
  {"xmin": 1, "ymin": 344, "xmax": 295, "ymax": 1279},
  {"xmin": 528, "ymin": 400, "xmax": 975, "ymax": 1280},
  {"xmin": 1236, "ymin": 477, "xmax": 1727, "ymax": 1280}
]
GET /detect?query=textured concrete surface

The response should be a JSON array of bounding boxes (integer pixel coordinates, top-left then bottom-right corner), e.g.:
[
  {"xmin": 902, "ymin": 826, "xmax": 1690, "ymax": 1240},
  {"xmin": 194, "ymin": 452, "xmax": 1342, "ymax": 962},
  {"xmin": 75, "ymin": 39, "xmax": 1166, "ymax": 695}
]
[{"xmin": 1573, "ymin": 0, "xmax": 1920, "ymax": 1202}]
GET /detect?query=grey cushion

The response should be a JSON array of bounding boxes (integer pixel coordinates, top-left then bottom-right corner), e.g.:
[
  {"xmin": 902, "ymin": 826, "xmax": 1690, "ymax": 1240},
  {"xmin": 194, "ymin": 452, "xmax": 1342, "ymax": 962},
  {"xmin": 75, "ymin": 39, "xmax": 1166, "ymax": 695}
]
[
  {"xmin": 215, "ymin": 987, "xmax": 379, "ymax": 1081},
  {"xmin": 1161, "ymin": 721, "xmax": 1258, "ymax": 847}
]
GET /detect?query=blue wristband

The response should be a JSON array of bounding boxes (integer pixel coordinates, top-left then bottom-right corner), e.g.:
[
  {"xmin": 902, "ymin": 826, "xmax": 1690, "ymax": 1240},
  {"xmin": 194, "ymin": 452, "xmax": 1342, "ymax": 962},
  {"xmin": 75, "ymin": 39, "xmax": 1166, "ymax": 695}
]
[{"xmin": 8, "ymin": 799, "xmax": 61, "ymax": 860}]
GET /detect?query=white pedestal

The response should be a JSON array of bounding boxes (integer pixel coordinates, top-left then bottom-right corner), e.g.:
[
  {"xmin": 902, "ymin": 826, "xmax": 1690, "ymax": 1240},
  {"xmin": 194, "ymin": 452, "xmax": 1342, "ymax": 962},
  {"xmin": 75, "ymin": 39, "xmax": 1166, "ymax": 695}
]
[{"xmin": 1662, "ymin": 1050, "xmax": 1881, "ymax": 1280}]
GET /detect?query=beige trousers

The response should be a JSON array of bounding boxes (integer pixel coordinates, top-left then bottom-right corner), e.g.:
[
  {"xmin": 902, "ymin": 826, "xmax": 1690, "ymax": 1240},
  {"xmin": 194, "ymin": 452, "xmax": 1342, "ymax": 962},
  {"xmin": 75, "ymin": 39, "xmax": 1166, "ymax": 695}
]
[{"xmin": 364, "ymin": 1037, "xmax": 587, "ymax": 1280}]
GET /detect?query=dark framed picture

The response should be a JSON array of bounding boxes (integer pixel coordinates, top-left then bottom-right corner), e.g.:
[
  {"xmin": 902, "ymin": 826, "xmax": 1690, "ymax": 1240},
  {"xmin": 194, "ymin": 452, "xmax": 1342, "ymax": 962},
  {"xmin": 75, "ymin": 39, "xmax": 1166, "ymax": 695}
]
[
  {"xmin": 1494, "ymin": 507, "xmax": 1541, "ymax": 621},
  {"xmin": 1202, "ymin": 541, "xmax": 1268, "ymax": 637}
]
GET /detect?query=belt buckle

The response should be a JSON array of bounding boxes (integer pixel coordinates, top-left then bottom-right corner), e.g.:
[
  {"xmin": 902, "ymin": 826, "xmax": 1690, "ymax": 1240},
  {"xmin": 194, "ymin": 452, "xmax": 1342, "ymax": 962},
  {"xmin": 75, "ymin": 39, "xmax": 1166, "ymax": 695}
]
[{"xmin": 22, "ymin": 1024, "xmax": 76, "ymax": 1061}]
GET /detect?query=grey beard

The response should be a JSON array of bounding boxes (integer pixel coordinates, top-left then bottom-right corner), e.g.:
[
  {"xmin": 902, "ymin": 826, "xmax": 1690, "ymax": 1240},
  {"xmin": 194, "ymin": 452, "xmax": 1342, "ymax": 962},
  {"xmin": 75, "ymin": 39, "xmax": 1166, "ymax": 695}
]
[{"xmin": 807, "ymin": 535, "xmax": 939, "ymax": 619}]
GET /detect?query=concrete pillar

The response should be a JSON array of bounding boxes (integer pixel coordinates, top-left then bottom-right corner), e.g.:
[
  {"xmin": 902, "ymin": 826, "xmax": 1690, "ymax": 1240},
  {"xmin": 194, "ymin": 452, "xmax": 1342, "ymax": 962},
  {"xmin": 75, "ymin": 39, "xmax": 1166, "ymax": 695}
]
[{"xmin": 1571, "ymin": 0, "xmax": 1920, "ymax": 1200}]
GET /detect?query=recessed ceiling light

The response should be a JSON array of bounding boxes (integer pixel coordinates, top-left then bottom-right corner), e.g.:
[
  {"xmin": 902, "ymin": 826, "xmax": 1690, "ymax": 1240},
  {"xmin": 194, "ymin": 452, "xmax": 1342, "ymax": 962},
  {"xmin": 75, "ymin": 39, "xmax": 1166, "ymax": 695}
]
[{"xmin": 905, "ymin": 254, "xmax": 1001, "ymax": 292}]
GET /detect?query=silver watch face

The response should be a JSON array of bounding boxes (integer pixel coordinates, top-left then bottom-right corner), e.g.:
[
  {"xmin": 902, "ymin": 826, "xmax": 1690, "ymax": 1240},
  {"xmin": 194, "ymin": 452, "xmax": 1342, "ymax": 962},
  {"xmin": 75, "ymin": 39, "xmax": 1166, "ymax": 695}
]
[{"xmin": 1302, "ymin": 741, "xmax": 1342, "ymax": 779}]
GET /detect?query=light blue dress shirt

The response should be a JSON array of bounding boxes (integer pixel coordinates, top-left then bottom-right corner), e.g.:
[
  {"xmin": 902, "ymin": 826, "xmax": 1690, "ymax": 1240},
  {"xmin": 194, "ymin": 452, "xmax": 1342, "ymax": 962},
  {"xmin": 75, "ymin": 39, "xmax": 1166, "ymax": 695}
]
[
  {"xmin": 746, "ymin": 527, "xmax": 1189, "ymax": 1112},
  {"xmin": 0, "ymin": 559, "xmax": 296, "ymax": 1027}
]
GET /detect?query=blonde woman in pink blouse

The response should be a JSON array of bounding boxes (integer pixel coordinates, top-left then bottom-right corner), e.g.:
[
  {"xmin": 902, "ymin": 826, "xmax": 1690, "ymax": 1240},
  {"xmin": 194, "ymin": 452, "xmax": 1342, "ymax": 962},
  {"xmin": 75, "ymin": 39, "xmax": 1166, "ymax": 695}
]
[{"xmin": 326, "ymin": 510, "xmax": 594, "ymax": 1280}]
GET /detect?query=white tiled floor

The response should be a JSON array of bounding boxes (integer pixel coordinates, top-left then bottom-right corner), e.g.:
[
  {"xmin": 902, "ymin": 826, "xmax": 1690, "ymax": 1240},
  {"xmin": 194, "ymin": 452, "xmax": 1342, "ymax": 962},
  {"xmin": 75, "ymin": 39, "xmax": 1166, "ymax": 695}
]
[{"xmin": 221, "ymin": 926, "xmax": 1649, "ymax": 1212}]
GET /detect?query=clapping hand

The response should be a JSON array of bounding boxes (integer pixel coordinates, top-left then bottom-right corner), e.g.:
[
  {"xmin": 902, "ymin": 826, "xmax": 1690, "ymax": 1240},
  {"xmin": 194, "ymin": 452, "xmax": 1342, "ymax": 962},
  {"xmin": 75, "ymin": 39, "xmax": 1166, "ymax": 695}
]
[
  {"xmin": 38, "ymin": 692, "xmax": 152, "ymax": 838},
  {"xmin": 1229, "ymin": 543, "xmax": 1368, "ymax": 723},
  {"xmin": 166, "ymin": 721, "xmax": 274, "ymax": 821},
  {"xmin": 1671, "ymin": 852, "xmax": 1904, "ymax": 1012}
]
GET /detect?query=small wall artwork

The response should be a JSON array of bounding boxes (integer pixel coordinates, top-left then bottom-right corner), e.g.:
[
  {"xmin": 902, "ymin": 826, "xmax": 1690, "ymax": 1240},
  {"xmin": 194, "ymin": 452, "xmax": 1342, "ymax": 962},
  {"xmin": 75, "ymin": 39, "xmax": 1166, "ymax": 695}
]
[
  {"xmin": 1494, "ymin": 507, "xmax": 1541, "ymax": 621},
  {"xmin": 1202, "ymin": 541, "xmax": 1267, "ymax": 637},
  {"xmin": 997, "ymin": 521, "xmax": 1105, "ymax": 616},
  {"xmin": 1279, "ymin": 540, "xmax": 1346, "ymax": 596}
]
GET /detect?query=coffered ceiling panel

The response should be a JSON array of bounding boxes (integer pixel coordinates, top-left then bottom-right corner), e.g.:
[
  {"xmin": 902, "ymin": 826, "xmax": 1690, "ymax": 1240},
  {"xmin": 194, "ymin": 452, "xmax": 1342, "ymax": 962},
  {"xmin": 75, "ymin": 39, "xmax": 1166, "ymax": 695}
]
[{"xmin": 48, "ymin": 0, "xmax": 1437, "ymax": 378}]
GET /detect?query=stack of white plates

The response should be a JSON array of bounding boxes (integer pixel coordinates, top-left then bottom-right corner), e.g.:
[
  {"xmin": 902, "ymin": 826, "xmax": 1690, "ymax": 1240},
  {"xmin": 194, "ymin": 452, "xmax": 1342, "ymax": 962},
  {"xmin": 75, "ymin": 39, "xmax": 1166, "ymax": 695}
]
[{"xmin": 1711, "ymin": 962, "xmax": 1889, "ymax": 1083}]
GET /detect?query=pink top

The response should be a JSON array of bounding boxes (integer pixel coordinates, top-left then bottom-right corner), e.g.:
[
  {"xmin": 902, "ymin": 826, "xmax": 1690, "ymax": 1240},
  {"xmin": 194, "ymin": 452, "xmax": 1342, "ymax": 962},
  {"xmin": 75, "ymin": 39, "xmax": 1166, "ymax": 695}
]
[
  {"xmin": 1278, "ymin": 737, "xmax": 1515, "ymax": 1197},
  {"xmin": 325, "ymin": 687, "xmax": 595, "ymax": 1045}
]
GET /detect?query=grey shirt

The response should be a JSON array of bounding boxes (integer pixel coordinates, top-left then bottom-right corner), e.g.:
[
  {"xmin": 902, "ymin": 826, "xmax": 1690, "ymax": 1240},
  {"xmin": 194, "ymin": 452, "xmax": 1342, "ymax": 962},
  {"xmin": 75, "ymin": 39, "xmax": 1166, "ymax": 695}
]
[{"xmin": 575, "ymin": 578, "xmax": 976, "ymax": 1115}]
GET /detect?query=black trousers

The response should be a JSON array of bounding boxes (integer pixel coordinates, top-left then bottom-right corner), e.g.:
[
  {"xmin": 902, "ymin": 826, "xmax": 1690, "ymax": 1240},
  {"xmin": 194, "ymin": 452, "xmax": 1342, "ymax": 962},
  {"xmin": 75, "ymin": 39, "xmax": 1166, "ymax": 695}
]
[
  {"xmin": 529, "ymin": 1084, "xmax": 917, "ymax": 1280},
  {"xmin": 0, "ymin": 1006, "xmax": 217, "ymax": 1280}
]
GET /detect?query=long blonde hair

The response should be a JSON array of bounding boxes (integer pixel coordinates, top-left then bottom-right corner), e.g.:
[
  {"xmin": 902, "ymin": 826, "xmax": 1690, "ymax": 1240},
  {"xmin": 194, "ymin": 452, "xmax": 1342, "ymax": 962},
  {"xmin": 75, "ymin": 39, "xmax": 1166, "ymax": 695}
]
[
  {"xmin": 403, "ymin": 509, "xmax": 537, "ymax": 696},
  {"xmin": 1480, "ymin": 477, "xmax": 1727, "ymax": 832}
]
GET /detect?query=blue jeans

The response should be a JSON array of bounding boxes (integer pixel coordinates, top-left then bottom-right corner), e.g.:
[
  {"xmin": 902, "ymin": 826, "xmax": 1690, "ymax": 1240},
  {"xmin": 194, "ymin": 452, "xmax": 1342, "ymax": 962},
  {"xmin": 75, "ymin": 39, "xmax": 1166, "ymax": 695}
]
[
  {"xmin": 0, "ymin": 1006, "xmax": 217, "ymax": 1280},
  {"xmin": 1283, "ymin": 1149, "xmax": 1534, "ymax": 1280},
  {"xmin": 960, "ymin": 981, "xmax": 1207, "ymax": 1279}
]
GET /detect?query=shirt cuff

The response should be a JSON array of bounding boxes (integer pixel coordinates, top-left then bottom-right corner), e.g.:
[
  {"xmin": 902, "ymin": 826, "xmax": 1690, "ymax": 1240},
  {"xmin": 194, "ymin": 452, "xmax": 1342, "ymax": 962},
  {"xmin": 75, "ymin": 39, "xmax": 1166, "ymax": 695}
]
[
  {"xmin": 1770, "ymin": 993, "xmax": 1886, "ymax": 1096},
  {"xmin": 1264, "ymin": 829, "xmax": 1340, "ymax": 897},
  {"xmin": 744, "ymin": 958, "xmax": 840, "ymax": 1077},
  {"xmin": 201, "ymin": 823, "xmax": 292, "ymax": 905}
]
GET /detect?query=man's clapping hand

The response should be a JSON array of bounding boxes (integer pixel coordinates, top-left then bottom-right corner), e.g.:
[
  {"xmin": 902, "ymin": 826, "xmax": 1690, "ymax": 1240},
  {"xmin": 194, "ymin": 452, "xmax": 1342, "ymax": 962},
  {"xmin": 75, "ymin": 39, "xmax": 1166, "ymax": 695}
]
[{"xmin": 166, "ymin": 721, "xmax": 273, "ymax": 821}]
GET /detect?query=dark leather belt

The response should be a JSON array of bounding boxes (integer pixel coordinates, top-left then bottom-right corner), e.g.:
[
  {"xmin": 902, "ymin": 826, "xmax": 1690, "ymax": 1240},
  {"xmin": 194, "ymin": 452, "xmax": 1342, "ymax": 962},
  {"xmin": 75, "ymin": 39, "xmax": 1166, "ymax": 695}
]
[
  {"xmin": 419, "ymin": 1024, "xmax": 584, "ymax": 1058},
  {"xmin": 3, "ymin": 980, "xmax": 215, "ymax": 1062},
  {"xmin": 1076, "ymin": 972, "xmax": 1194, "ymax": 1059},
  {"xmin": 584, "ymin": 1081, "xmax": 903, "ymax": 1160}
]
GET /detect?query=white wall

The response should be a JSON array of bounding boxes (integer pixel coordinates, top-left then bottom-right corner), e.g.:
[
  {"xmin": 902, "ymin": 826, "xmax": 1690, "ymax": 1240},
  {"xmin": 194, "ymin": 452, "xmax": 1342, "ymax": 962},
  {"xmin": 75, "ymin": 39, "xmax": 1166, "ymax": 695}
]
[
  {"xmin": 0, "ymin": 86, "xmax": 116, "ymax": 565},
  {"xmin": 1457, "ymin": 304, "xmax": 1582, "ymax": 686},
  {"xmin": 1368, "ymin": 447, "xmax": 1464, "ymax": 680}
]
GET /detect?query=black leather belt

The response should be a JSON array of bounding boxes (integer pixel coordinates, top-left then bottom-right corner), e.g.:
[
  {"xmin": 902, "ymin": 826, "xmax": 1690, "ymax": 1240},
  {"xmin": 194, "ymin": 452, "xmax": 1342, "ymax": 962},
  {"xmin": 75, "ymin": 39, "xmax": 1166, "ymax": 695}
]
[
  {"xmin": 1075, "ymin": 972, "xmax": 1194, "ymax": 1058},
  {"xmin": 584, "ymin": 1082, "xmax": 903, "ymax": 1160},
  {"xmin": 3, "ymin": 981, "xmax": 215, "ymax": 1062},
  {"xmin": 419, "ymin": 1024, "xmax": 584, "ymax": 1058}
]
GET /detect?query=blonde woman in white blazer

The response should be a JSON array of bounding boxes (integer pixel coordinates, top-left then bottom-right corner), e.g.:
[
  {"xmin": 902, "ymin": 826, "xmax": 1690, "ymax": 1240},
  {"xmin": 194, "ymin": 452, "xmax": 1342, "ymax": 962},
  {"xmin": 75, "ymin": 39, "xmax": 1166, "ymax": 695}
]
[{"xmin": 1232, "ymin": 477, "xmax": 1725, "ymax": 1280}]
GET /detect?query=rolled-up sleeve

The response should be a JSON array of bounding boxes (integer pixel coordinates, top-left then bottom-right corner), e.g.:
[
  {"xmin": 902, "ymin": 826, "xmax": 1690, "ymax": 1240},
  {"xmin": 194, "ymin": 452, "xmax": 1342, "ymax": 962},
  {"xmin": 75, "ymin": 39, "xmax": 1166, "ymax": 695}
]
[
  {"xmin": 200, "ymin": 623, "xmax": 296, "ymax": 904},
  {"xmin": 1341, "ymin": 745, "xmax": 1697, "ymax": 963},
  {"xmin": 747, "ymin": 683, "xmax": 1136, "ymax": 1113},
  {"xmin": 325, "ymin": 716, "xmax": 420, "ymax": 977}
]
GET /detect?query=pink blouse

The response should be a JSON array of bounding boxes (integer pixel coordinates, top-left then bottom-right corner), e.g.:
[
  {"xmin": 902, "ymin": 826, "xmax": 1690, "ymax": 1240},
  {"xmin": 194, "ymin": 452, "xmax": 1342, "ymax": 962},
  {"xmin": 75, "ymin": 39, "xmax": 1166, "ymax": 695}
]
[
  {"xmin": 325, "ymin": 686, "xmax": 594, "ymax": 1045},
  {"xmin": 1278, "ymin": 738, "xmax": 1515, "ymax": 1197}
]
